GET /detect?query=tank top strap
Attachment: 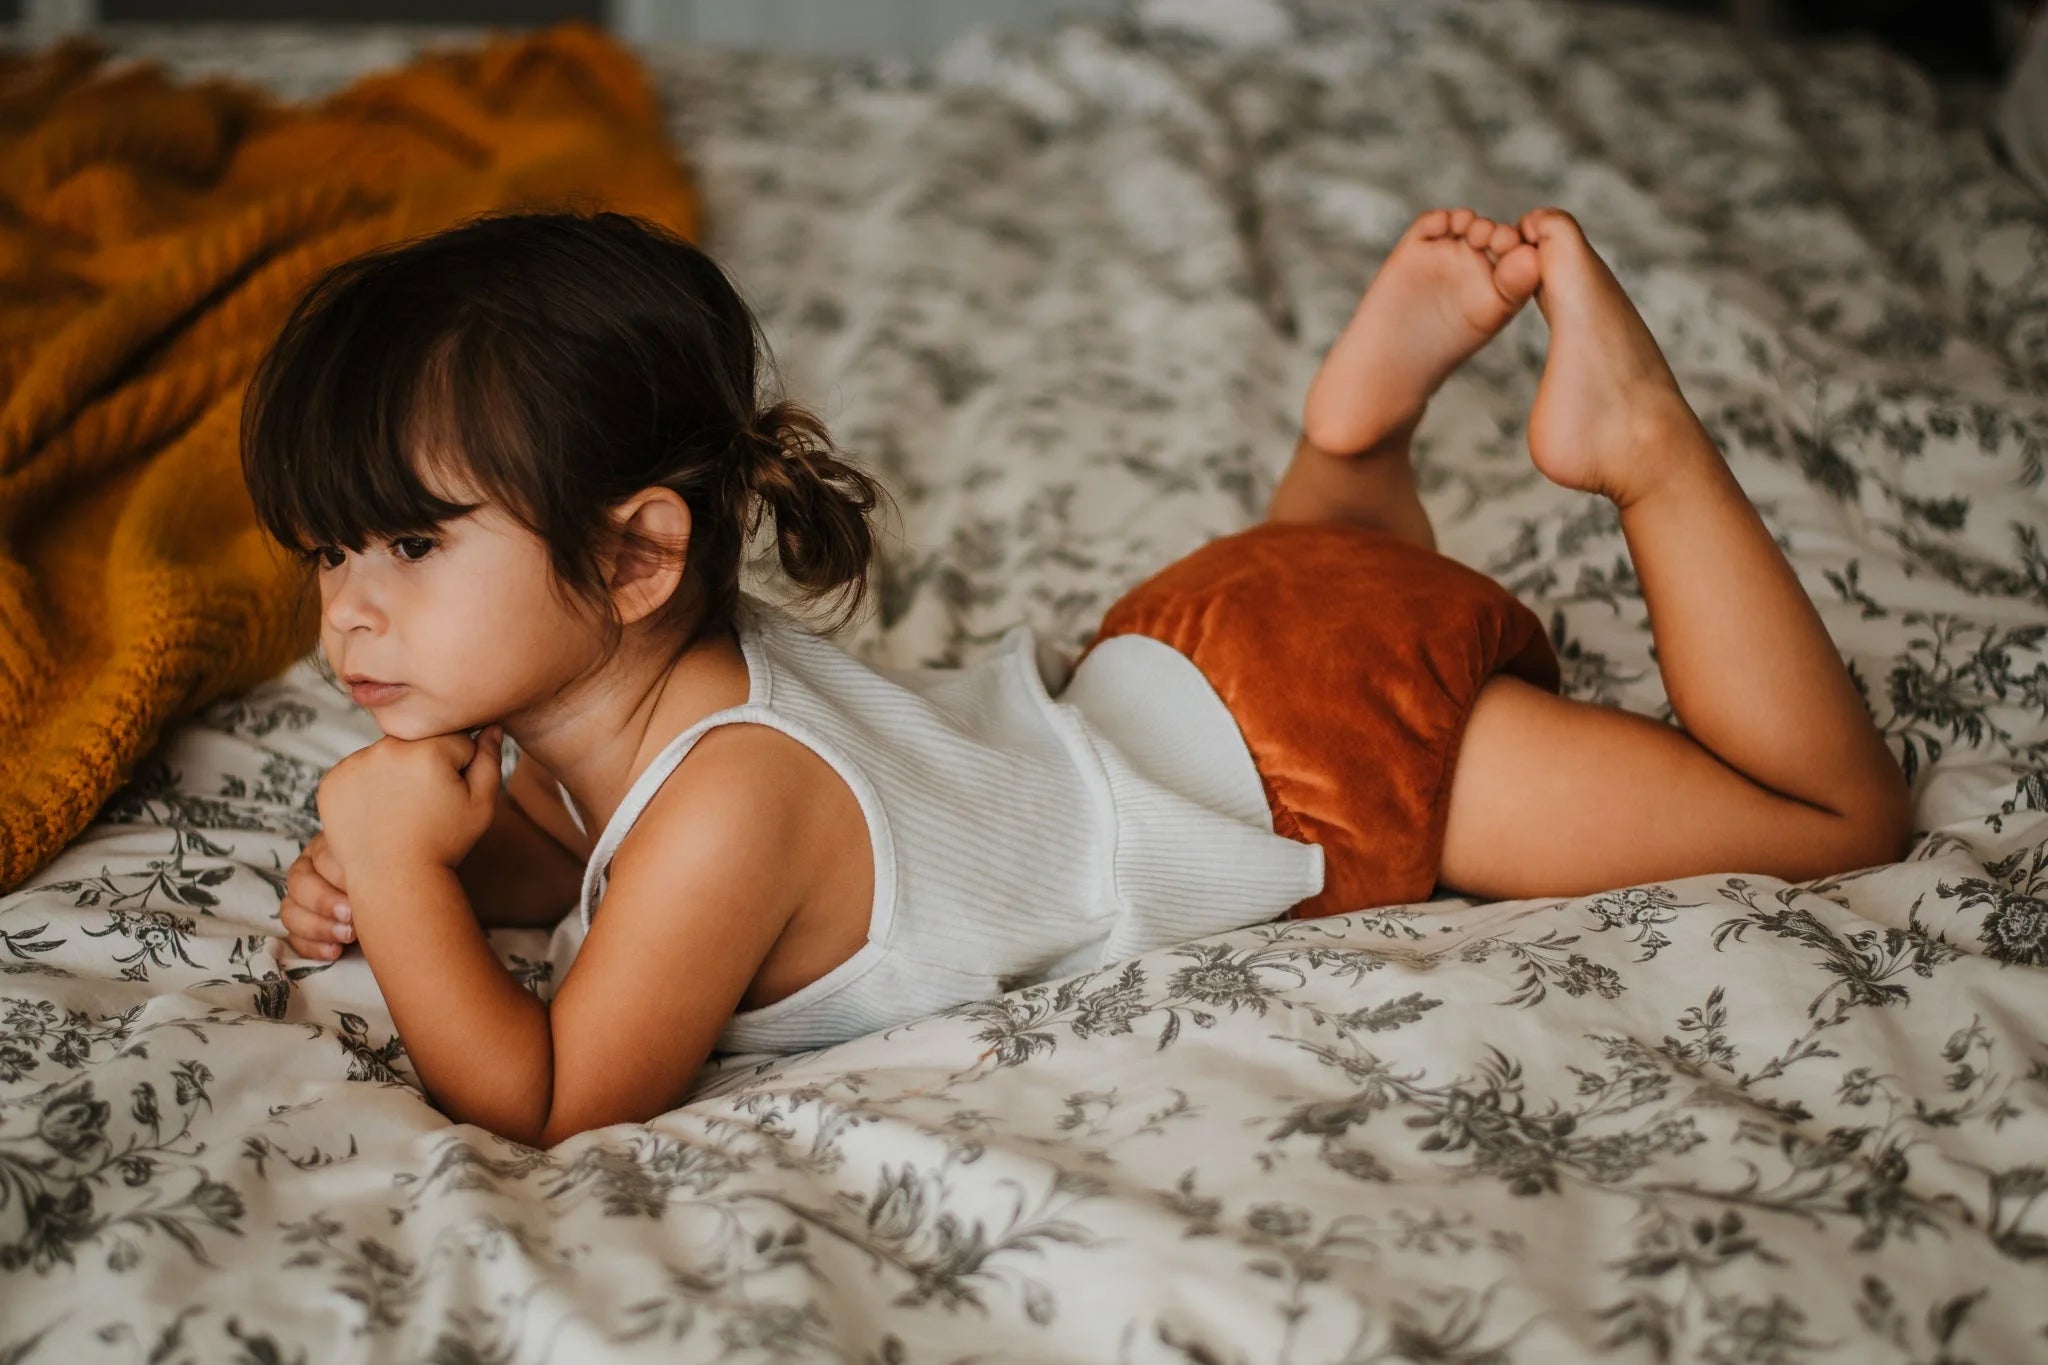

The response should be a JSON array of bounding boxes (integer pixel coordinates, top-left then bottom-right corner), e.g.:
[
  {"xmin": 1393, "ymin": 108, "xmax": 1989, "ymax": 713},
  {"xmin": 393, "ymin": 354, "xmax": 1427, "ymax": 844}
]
[{"xmin": 576, "ymin": 701, "xmax": 779, "ymax": 932}]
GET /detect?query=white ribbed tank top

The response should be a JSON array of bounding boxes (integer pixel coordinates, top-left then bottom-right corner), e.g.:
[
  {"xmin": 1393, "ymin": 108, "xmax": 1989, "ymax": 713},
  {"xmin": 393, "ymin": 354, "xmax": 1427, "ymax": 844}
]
[{"xmin": 517, "ymin": 592, "xmax": 1325, "ymax": 1055}]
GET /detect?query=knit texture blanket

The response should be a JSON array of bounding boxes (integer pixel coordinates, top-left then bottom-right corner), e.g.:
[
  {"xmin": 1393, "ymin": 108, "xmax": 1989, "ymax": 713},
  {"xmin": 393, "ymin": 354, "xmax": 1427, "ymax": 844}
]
[{"xmin": 0, "ymin": 21, "xmax": 700, "ymax": 891}]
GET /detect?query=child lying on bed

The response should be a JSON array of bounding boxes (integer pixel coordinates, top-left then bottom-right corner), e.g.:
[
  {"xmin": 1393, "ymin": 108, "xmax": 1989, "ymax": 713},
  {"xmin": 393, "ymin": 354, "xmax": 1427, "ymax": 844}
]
[{"xmin": 246, "ymin": 206, "xmax": 1910, "ymax": 1147}]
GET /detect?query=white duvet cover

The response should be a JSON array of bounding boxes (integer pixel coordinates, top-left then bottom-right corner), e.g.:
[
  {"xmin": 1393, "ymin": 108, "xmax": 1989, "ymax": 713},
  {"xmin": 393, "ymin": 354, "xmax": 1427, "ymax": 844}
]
[{"xmin": 3, "ymin": 3, "xmax": 2045, "ymax": 1360}]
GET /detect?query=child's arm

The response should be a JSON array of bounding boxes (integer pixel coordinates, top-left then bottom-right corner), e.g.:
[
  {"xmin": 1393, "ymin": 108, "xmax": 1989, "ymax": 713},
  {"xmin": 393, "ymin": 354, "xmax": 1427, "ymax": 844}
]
[
  {"xmin": 1438, "ymin": 412, "xmax": 1911, "ymax": 899},
  {"xmin": 345, "ymin": 730, "xmax": 806, "ymax": 1146}
]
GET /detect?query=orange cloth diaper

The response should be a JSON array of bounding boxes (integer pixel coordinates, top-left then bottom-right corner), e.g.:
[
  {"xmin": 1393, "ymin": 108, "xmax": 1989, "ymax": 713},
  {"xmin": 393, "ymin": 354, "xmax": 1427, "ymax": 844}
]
[{"xmin": 1081, "ymin": 520, "xmax": 1562, "ymax": 918}]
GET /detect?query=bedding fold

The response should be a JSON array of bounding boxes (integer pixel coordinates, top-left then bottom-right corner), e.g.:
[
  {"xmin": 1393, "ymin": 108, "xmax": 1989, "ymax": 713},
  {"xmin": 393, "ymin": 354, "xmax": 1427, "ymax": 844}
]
[{"xmin": 0, "ymin": 21, "xmax": 702, "ymax": 891}]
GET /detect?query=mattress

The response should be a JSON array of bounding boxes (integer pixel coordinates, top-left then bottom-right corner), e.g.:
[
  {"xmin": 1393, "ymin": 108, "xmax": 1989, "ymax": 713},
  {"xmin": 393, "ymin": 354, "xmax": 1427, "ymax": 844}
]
[{"xmin": 2, "ymin": 2, "xmax": 2045, "ymax": 1359}]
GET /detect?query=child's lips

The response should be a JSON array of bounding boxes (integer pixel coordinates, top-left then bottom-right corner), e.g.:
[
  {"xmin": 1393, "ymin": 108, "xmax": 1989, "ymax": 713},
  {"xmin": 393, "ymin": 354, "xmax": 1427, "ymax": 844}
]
[{"xmin": 348, "ymin": 680, "xmax": 407, "ymax": 706}]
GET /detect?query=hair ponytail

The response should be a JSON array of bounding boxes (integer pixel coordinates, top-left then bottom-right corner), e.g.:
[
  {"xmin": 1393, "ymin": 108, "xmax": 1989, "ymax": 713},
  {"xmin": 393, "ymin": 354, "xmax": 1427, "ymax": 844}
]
[{"xmin": 740, "ymin": 399, "xmax": 888, "ymax": 633}]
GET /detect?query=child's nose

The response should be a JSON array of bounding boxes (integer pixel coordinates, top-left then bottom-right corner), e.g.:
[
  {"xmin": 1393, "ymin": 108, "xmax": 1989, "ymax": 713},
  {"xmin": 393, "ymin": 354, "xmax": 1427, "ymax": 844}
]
[{"xmin": 321, "ymin": 570, "xmax": 387, "ymax": 633}]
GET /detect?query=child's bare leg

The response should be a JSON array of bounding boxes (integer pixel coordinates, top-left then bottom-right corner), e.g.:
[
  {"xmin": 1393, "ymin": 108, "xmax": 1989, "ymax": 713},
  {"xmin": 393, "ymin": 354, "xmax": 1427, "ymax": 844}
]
[
  {"xmin": 1436, "ymin": 209, "xmax": 1911, "ymax": 900},
  {"xmin": 1267, "ymin": 207, "xmax": 1540, "ymax": 551}
]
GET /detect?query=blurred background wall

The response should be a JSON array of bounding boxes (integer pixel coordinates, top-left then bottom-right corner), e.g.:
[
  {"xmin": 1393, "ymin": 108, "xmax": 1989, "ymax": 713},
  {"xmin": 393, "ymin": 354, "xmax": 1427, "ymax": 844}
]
[
  {"xmin": 8, "ymin": 0, "xmax": 1120, "ymax": 60},
  {"xmin": 0, "ymin": 0, "xmax": 2033, "ymax": 78}
]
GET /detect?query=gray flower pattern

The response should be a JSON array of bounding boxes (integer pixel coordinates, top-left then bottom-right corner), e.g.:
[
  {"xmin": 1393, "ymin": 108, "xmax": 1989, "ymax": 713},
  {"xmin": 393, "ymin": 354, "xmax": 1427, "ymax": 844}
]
[{"xmin": 2, "ymin": 3, "xmax": 2047, "ymax": 1360}]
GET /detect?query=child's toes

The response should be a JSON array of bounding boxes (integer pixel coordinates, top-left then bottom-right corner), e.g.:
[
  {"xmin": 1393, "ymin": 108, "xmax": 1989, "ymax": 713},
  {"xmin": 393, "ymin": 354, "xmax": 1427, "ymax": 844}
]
[
  {"xmin": 1408, "ymin": 208, "xmax": 1454, "ymax": 242},
  {"xmin": 1492, "ymin": 242, "xmax": 1541, "ymax": 308}
]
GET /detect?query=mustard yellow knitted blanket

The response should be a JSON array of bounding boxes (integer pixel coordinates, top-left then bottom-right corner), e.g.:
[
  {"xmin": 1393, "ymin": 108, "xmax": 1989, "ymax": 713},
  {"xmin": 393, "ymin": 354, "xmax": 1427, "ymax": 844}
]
[{"xmin": 0, "ymin": 22, "xmax": 702, "ymax": 890}]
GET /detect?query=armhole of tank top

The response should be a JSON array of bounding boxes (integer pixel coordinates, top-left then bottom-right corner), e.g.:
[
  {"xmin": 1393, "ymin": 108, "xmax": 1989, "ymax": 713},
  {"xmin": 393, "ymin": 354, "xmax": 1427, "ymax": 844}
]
[{"xmin": 717, "ymin": 714, "xmax": 901, "ymax": 1028}]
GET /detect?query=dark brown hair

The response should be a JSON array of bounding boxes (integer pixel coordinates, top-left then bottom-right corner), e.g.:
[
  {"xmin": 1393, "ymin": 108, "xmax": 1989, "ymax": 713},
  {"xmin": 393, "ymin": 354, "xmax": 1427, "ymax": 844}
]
[{"xmin": 240, "ymin": 208, "xmax": 889, "ymax": 667}]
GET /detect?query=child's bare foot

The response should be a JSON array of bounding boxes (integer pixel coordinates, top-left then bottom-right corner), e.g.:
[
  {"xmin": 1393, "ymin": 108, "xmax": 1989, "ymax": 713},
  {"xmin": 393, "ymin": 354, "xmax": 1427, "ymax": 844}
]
[
  {"xmin": 1517, "ymin": 208, "xmax": 1709, "ymax": 507},
  {"xmin": 1302, "ymin": 207, "xmax": 1541, "ymax": 456}
]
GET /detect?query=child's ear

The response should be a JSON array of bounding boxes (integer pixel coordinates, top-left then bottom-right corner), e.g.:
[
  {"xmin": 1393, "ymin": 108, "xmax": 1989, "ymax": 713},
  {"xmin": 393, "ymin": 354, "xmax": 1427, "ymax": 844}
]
[{"xmin": 604, "ymin": 489, "xmax": 691, "ymax": 627}]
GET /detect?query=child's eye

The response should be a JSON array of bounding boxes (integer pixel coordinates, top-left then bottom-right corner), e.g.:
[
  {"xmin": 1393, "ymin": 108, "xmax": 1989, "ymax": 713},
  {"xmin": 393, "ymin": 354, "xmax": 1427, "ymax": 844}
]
[
  {"xmin": 306, "ymin": 546, "xmax": 343, "ymax": 571},
  {"xmin": 391, "ymin": 536, "xmax": 437, "ymax": 563}
]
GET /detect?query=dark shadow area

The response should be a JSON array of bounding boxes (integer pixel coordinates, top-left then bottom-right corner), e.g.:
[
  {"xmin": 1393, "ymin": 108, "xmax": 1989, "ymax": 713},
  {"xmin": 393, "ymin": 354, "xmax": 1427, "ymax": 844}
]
[{"xmin": 1778, "ymin": 0, "xmax": 2009, "ymax": 77}]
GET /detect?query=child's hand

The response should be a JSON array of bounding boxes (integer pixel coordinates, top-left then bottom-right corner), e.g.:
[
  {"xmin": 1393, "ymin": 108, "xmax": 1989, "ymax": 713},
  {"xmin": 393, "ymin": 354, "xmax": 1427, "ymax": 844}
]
[
  {"xmin": 316, "ymin": 726, "xmax": 505, "ymax": 884},
  {"xmin": 280, "ymin": 830, "xmax": 353, "ymax": 961}
]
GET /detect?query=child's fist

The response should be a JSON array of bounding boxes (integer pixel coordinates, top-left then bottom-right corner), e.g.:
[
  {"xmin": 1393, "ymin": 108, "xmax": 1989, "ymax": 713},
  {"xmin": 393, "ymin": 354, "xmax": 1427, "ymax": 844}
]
[{"xmin": 280, "ymin": 830, "xmax": 353, "ymax": 961}]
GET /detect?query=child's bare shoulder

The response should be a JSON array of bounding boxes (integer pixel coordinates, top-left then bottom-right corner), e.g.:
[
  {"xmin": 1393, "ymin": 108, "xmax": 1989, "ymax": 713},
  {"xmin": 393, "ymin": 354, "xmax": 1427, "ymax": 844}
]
[{"xmin": 605, "ymin": 721, "xmax": 854, "ymax": 914}]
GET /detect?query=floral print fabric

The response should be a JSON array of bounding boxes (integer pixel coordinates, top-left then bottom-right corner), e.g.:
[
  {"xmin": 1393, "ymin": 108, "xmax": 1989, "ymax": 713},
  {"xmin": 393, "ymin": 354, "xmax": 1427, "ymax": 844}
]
[{"xmin": 2, "ymin": 3, "xmax": 2045, "ymax": 1359}]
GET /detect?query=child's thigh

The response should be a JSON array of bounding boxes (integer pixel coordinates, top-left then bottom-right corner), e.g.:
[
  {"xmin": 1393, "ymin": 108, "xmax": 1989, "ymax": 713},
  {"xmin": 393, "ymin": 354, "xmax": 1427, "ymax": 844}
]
[{"xmin": 1438, "ymin": 676, "xmax": 1895, "ymax": 901}]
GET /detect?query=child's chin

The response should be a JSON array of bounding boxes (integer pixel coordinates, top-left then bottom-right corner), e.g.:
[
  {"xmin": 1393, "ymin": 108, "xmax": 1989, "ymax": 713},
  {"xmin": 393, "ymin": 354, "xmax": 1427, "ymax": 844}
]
[{"xmin": 378, "ymin": 718, "xmax": 482, "ymax": 745}]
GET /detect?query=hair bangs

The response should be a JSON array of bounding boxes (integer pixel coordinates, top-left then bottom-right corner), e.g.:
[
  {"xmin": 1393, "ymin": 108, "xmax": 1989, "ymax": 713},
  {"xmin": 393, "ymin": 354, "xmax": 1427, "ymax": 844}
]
[{"xmin": 241, "ymin": 251, "xmax": 501, "ymax": 562}]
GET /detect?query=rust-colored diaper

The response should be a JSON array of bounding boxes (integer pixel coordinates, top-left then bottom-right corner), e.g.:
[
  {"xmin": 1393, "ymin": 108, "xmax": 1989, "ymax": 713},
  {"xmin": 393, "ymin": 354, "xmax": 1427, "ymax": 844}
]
[{"xmin": 1079, "ymin": 521, "xmax": 1562, "ymax": 919}]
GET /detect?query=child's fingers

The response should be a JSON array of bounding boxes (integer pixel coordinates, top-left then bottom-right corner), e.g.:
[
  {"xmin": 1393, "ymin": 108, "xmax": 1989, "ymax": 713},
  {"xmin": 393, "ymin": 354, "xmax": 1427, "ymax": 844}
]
[
  {"xmin": 280, "ymin": 892, "xmax": 348, "ymax": 945},
  {"xmin": 300, "ymin": 829, "xmax": 348, "ymax": 894},
  {"xmin": 286, "ymin": 855, "xmax": 352, "ymax": 924},
  {"xmin": 279, "ymin": 893, "xmax": 351, "ymax": 959},
  {"xmin": 282, "ymin": 850, "xmax": 353, "ymax": 960},
  {"xmin": 309, "ymin": 839, "xmax": 347, "ymax": 893}
]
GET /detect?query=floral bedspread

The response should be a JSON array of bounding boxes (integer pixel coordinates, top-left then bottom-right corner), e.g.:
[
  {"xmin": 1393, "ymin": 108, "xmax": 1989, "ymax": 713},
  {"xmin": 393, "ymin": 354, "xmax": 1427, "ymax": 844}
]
[{"xmin": 3, "ymin": 2, "xmax": 2045, "ymax": 1360}]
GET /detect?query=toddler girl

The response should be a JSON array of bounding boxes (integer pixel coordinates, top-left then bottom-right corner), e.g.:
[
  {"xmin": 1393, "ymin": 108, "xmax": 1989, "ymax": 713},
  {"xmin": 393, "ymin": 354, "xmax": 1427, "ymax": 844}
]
[{"xmin": 249, "ymin": 207, "xmax": 1910, "ymax": 1147}]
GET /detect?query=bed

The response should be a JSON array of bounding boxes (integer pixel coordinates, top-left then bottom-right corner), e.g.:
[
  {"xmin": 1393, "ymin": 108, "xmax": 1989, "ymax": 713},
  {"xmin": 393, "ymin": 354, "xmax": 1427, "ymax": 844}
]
[{"xmin": 4, "ymin": 1, "xmax": 2046, "ymax": 1359}]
